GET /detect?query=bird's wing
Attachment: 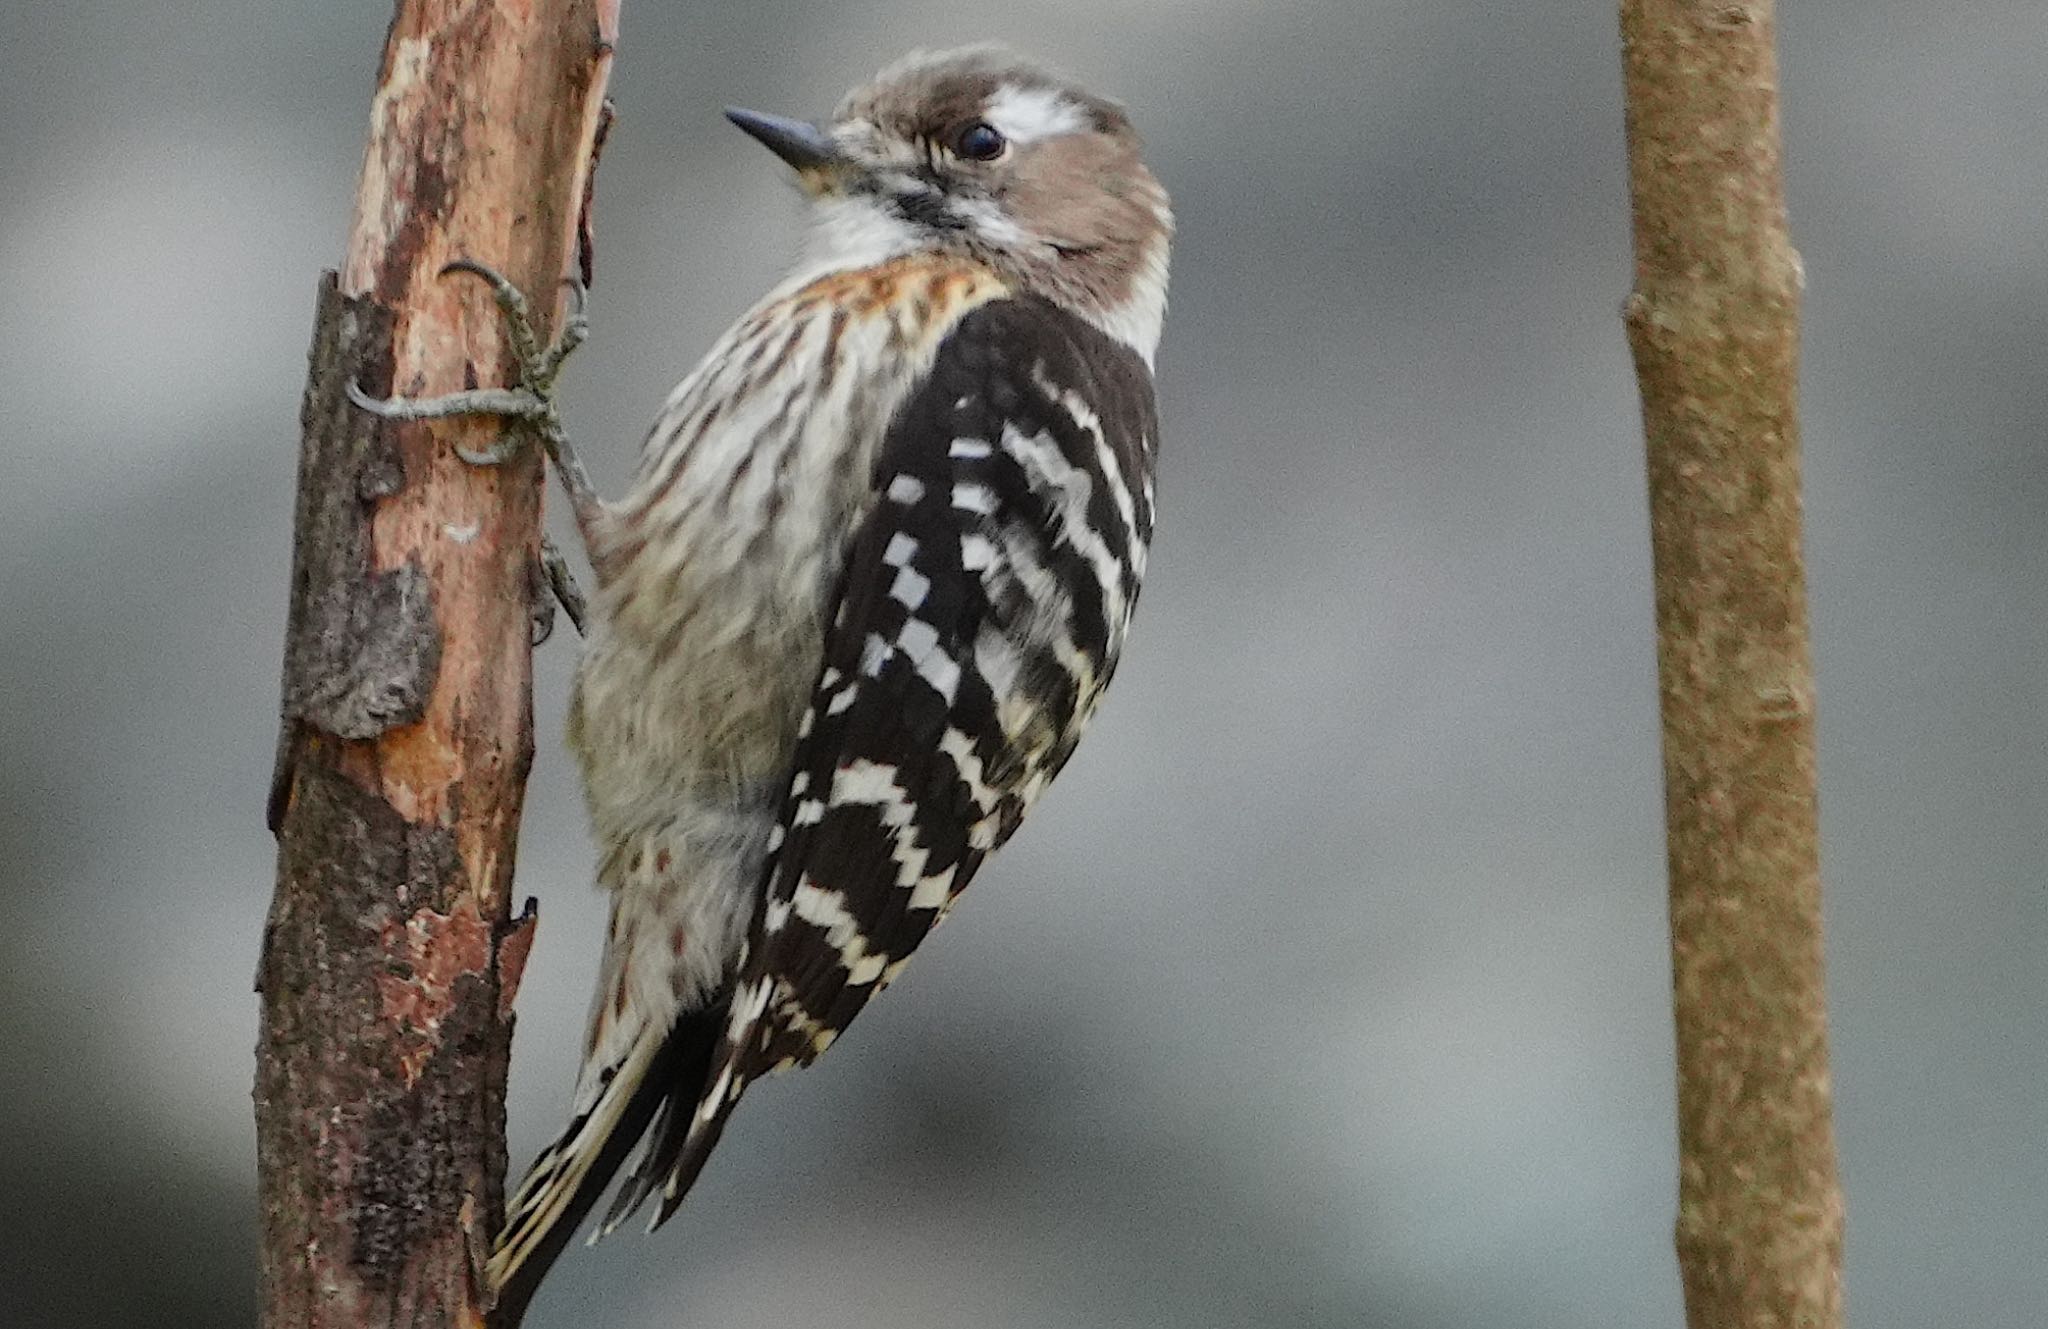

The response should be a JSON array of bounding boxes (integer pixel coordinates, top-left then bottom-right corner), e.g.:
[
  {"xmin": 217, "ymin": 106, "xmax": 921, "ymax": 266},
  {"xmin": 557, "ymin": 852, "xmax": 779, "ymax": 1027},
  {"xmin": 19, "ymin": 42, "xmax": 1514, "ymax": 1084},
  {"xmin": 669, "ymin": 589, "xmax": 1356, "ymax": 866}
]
[{"xmin": 606, "ymin": 295, "xmax": 1159, "ymax": 1230}]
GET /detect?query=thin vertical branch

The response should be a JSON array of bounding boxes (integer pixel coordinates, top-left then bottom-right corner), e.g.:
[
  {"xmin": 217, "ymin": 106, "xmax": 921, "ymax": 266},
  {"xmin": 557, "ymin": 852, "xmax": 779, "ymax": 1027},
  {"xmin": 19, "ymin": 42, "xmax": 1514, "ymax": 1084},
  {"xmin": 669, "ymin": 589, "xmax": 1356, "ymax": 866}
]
[
  {"xmin": 256, "ymin": 4, "xmax": 618, "ymax": 1326},
  {"xmin": 1619, "ymin": 3, "xmax": 1844, "ymax": 1326}
]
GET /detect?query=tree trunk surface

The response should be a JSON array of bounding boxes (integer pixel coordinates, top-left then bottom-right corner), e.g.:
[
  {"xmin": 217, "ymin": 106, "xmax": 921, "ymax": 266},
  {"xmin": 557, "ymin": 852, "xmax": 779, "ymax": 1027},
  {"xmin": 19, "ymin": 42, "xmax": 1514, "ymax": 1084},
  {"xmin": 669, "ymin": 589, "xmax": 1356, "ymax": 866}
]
[
  {"xmin": 1619, "ymin": 3, "xmax": 1846, "ymax": 1327},
  {"xmin": 255, "ymin": 4, "xmax": 619, "ymax": 1326}
]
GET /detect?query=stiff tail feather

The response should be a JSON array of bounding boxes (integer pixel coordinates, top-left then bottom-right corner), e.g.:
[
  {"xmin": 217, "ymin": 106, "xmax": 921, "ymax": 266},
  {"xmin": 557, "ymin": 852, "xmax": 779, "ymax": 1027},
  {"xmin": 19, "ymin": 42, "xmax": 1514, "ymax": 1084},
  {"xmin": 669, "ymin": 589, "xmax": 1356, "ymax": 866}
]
[
  {"xmin": 598, "ymin": 982, "xmax": 769, "ymax": 1235},
  {"xmin": 487, "ymin": 1004, "xmax": 725, "ymax": 1321}
]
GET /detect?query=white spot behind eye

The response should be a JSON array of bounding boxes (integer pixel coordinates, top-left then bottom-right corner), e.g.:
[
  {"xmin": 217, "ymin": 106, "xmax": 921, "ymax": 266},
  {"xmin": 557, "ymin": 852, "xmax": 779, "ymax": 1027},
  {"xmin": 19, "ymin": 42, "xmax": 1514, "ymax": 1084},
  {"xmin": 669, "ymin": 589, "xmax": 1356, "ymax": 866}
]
[{"xmin": 983, "ymin": 84, "xmax": 1086, "ymax": 145}]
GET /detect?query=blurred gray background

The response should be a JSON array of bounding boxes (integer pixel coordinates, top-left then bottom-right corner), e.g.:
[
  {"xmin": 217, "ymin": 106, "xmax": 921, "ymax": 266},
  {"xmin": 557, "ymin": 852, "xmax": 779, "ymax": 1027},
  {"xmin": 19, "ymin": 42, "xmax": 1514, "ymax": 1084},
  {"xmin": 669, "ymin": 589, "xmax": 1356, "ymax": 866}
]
[{"xmin": 2, "ymin": 1, "xmax": 2042, "ymax": 1325}]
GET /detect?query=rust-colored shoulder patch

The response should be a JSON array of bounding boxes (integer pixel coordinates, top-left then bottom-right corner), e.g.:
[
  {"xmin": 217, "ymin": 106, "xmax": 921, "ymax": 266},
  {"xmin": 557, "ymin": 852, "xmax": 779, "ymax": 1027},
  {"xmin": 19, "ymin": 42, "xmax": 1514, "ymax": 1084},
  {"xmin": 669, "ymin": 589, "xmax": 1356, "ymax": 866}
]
[{"xmin": 790, "ymin": 253, "xmax": 1007, "ymax": 322}]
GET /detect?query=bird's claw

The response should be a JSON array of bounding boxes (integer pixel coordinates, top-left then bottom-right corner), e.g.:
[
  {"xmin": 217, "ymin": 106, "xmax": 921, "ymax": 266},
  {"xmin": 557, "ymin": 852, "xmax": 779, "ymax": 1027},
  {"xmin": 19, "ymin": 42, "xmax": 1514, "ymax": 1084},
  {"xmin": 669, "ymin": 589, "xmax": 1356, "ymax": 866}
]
[
  {"xmin": 539, "ymin": 534, "xmax": 590, "ymax": 640},
  {"xmin": 342, "ymin": 258, "xmax": 601, "ymax": 640},
  {"xmin": 440, "ymin": 258, "xmax": 548, "ymax": 387},
  {"xmin": 343, "ymin": 259, "xmax": 581, "ymax": 468},
  {"xmin": 544, "ymin": 278, "xmax": 591, "ymax": 381}
]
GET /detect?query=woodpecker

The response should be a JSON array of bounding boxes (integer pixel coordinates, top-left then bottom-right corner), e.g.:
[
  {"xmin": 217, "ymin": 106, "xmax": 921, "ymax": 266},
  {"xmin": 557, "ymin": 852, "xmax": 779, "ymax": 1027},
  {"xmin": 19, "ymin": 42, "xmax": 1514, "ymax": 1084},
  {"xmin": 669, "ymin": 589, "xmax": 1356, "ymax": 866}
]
[{"xmin": 353, "ymin": 44, "xmax": 1170, "ymax": 1314}]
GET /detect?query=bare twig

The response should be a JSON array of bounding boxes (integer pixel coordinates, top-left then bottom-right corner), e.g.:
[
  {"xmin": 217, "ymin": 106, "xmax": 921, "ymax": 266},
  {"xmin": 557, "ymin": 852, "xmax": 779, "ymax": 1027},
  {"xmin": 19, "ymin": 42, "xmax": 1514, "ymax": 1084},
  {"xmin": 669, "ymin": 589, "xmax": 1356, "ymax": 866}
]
[
  {"xmin": 255, "ymin": 4, "xmax": 619, "ymax": 1326},
  {"xmin": 1619, "ymin": 3, "xmax": 1845, "ymax": 1325}
]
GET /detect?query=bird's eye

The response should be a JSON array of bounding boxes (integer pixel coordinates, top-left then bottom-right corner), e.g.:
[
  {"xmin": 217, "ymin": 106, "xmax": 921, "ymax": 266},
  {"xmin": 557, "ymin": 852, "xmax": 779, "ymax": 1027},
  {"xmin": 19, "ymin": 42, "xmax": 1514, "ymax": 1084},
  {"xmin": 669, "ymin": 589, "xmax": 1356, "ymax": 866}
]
[{"xmin": 953, "ymin": 122, "xmax": 1007, "ymax": 161}]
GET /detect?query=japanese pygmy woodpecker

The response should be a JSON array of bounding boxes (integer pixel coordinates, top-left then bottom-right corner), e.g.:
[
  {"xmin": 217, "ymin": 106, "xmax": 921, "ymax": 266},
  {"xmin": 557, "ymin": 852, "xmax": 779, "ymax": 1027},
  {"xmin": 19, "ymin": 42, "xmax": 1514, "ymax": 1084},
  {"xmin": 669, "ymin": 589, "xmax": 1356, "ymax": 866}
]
[{"xmin": 357, "ymin": 43, "xmax": 1171, "ymax": 1313}]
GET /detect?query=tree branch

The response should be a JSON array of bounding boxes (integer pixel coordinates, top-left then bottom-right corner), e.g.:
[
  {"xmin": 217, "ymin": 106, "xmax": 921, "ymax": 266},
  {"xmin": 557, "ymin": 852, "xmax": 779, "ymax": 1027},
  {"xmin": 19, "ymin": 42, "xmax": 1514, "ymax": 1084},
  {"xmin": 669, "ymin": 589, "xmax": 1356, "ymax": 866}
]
[
  {"xmin": 256, "ymin": 4, "xmax": 618, "ymax": 1326},
  {"xmin": 1619, "ymin": 3, "xmax": 1845, "ymax": 1325}
]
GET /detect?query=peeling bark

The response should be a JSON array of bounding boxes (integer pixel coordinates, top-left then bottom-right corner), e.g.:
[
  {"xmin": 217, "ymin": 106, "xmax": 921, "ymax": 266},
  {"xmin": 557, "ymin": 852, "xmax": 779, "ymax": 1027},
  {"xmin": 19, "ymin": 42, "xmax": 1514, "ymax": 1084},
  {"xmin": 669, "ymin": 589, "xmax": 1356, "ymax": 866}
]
[
  {"xmin": 256, "ymin": 4, "xmax": 619, "ymax": 1326},
  {"xmin": 1619, "ymin": 3, "xmax": 1846, "ymax": 1326}
]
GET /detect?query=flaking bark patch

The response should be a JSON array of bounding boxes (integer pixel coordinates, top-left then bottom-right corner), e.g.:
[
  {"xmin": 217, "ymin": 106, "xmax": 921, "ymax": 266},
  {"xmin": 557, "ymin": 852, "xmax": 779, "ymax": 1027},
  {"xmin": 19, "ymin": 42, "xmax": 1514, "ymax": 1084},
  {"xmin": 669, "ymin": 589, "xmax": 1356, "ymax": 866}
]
[
  {"xmin": 260, "ymin": 763, "xmax": 517, "ymax": 1303},
  {"xmin": 281, "ymin": 275, "xmax": 443, "ymax": 748},
  {"xmin": 259, "ymin": 764, "xmax": 478, "ymax": 1299},
  {"xmin": 378, "ymin": 901, "xmax": 496, "ymax": 1088}
]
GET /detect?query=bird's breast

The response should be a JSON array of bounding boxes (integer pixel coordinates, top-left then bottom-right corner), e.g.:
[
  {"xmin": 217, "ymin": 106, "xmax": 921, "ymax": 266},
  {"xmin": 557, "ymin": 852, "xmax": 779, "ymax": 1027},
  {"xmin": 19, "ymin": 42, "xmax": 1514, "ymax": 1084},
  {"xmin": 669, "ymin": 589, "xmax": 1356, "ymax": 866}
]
[{"xmin": 567, "ymin": 254, "xmax": 1009, "ymax": 842}]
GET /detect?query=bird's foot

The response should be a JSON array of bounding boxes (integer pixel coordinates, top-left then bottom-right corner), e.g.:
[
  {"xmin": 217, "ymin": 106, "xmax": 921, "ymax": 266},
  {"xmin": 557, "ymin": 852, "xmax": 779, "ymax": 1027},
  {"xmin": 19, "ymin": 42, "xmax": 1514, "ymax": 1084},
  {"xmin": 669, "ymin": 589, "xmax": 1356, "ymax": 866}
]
[
  {"xmin": 344, "ymin": 259, "xmax": 590, "ymax": 477},
  {"xmin": 345, "ymin": 259, "xmax": 604, "ymax": 638}
]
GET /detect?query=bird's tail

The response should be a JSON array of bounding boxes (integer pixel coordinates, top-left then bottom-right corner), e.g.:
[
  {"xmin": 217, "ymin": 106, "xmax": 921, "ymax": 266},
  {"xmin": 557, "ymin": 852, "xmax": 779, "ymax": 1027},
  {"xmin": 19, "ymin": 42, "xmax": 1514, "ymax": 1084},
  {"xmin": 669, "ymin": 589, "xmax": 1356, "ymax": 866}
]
[
  {"xmin": 595, "ymin": 993, "xmax": 759, "ymax": 1237},
  {"xmin": 487, "ymin": 1004, "xmax": 724, "ymax": 1322}
]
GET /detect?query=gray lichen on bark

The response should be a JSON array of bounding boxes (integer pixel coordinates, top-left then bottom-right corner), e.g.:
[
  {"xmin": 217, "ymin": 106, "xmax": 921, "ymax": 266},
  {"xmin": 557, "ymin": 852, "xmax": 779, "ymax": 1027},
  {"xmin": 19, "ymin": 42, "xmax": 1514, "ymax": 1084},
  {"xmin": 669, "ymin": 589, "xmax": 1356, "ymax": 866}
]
[{"xmin": 281, "ymin": 275, "xmax": 442, "ymax": 747}]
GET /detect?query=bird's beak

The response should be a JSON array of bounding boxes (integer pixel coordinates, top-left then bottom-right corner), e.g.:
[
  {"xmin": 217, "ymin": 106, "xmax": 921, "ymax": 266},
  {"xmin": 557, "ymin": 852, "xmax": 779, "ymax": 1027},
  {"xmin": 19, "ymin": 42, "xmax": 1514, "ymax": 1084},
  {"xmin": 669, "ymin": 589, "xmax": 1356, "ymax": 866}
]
[{"xmin": 725, "ymin": 107, "xmax": 848, "ymax": 192}]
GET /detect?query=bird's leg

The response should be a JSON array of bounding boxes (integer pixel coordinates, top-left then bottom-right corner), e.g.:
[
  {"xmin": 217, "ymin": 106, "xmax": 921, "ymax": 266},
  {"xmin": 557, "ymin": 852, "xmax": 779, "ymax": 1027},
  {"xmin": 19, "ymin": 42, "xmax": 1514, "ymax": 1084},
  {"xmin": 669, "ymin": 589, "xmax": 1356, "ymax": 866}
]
[{"xmin": 346, "ymin": 259, "xmax": 604, "ymax": 635}]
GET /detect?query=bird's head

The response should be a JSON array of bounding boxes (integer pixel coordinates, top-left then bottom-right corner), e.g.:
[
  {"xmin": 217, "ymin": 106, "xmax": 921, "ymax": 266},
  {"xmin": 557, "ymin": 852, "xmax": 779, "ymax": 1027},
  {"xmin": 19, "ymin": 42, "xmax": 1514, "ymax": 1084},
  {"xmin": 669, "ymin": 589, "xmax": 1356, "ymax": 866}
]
[{"xmin": 727, "ymin": 45, "xmax": 1173, "ymax": 362}]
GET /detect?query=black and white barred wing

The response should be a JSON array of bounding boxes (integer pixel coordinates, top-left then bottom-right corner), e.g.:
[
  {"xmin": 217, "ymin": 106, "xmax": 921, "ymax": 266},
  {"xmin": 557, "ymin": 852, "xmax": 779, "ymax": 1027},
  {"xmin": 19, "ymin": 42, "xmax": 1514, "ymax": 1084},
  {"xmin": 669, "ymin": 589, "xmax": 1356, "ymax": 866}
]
[{"xmin": 614, "ymin": 298, "xmax": 1159, "ymax": 1227}]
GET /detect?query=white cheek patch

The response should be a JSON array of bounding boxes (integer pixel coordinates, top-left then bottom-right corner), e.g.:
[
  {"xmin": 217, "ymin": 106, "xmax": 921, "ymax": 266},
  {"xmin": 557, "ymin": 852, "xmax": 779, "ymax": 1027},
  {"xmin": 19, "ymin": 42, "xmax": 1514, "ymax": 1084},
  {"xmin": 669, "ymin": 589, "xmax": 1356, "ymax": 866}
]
[
  {"xmin": 983, "ymin": 84, "xmax": 1087, "ymax": 145},
  {"xmin": 1089, "ymin": 226, "xmax": 1172, "ymax": 369}
]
